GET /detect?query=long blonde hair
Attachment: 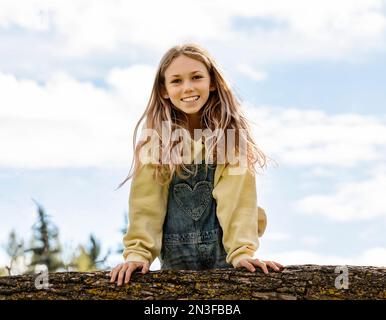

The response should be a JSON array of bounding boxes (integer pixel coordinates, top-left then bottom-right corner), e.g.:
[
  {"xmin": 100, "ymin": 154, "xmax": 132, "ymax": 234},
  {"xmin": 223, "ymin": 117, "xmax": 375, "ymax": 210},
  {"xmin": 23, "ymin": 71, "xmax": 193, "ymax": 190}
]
[{"xmin": 117, "ymin": 43, "xmax": 267, "ymax": 188}]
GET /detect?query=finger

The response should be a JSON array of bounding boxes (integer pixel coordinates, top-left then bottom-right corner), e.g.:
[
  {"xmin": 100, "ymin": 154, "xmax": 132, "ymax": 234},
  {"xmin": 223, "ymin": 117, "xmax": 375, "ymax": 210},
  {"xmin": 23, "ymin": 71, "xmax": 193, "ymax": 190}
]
[
  {"xmin": 110, "ymin": 265, "xmax": 122, "ymax": 283},
  {"xmin": 271, "ymin": 261, "xmax": 285, "ymax": 270},
  {"xmin": 265, "ymin": 261, "xmax": 280, "ymax": 271},
  {"xmin": 262, "ymin": 261, "xmax": 276, "ymax": 271},
  {"xmin": 260, "ymin": 262, "xmax": 269, "ymax": 274},
  {"xmin": 252, "ymin": 259, "xmax": 269, "ymax": 274},
  {"xmin": 124, "ymin": 264, "xmax": 139, "ymax": 284},
  {"xmin": 117, "ymin": 264, "xmax": 129, "ymax": 286},
  {"xmin": 141, "ymin": 263, "xmax": 149, "ymax": 274},
  {"xmin": 109, "ymin": 267, "xmax": 116, "ymax": 282},
  {"xmin": 239, "ymin": 260, "xmax": 256, "ymax": 272}
]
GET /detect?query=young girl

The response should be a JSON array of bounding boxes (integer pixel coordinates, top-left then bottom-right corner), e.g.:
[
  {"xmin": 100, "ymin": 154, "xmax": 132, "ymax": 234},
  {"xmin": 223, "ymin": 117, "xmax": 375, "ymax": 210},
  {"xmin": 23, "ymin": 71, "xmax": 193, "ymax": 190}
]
[{"xmin": 110, "ymin": 43, "xmax": 283, "ymax": 286}]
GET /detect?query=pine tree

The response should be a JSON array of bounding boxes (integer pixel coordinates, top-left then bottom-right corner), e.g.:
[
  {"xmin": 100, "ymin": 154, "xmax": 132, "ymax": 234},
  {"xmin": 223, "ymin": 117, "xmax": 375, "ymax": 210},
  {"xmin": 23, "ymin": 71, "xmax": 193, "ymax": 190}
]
[
  {"xmin": 72, "ymin": 234, "xmax": 110, "ymax": 271},
  {"xmin": 3, "ymin": 230, "xmax": 26, "ymax": 275},
  {"xmin": 25, "ymin": 200, "xmax": 64, "ymax": 273}
]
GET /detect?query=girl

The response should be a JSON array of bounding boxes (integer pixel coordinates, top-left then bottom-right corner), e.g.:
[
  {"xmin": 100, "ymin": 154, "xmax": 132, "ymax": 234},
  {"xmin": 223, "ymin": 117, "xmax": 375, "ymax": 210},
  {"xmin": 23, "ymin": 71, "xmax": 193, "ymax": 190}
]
[{"xmin": 110, "ymin": 43, "xmax": 283, "ymax": 286}]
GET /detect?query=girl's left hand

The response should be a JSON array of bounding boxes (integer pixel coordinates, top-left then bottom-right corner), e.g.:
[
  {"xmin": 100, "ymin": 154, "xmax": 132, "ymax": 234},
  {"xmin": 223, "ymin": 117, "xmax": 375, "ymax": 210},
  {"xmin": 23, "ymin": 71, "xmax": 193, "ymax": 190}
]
[{"xmin": 236, "ymin": 258, "xmax": 284, "ymax": 274}]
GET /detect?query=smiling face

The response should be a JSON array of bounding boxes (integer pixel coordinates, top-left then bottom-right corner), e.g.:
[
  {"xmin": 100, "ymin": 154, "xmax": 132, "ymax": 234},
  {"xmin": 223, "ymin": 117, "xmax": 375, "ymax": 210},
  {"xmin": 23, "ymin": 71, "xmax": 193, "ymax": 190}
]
[{"xmin": 162, "ymin": 55, "xmax": 216, "ymax": 115}]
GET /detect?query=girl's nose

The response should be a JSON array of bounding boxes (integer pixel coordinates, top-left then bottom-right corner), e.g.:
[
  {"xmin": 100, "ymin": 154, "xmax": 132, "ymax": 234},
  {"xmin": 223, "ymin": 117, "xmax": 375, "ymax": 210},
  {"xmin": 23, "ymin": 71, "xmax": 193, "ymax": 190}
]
[{"xmin": 183, "ymin": 81, "xmax": 194, "ymax": 92}]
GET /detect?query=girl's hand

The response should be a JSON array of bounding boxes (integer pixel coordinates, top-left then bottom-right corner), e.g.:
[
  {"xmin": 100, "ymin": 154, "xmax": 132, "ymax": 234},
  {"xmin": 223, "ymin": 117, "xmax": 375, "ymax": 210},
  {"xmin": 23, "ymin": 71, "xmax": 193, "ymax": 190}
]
[
  {"xmin": 236, "ymin": 258, "xmax": 284, "ymax": 274},
  {"xmin": 109, "ymin": 261, "xmax": 149, "ymax": 286}
]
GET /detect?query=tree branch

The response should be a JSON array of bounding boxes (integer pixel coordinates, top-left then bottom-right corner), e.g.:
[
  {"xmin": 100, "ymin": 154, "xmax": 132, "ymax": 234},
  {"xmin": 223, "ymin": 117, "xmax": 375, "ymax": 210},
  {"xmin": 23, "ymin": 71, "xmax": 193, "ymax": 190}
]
[{"xmin": 0, "ymin": 265, "xmax": 385, "ymax": 300}]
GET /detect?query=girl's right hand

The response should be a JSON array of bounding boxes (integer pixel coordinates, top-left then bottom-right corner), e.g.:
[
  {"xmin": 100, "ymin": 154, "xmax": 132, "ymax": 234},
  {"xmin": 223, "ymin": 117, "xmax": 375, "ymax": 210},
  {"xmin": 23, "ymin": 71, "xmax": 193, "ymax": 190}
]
[{"xmin": 109, "ymin": 261, "xmax": 150, "ymax": 286}]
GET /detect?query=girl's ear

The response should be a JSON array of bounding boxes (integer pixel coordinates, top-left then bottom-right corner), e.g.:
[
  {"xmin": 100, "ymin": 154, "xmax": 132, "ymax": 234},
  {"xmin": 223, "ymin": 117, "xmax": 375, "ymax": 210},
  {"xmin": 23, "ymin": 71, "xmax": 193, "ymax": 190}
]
[{"xmin": 209, "ymin": 83, "xmax": 216, "ymax": 92}]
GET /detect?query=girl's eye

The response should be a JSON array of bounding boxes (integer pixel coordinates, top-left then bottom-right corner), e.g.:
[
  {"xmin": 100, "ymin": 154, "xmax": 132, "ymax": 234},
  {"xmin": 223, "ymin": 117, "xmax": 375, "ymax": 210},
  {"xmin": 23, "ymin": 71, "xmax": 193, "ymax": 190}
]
[{"xmin": 171, "ymin": 75, "xmax": 203, "ymax": 84}]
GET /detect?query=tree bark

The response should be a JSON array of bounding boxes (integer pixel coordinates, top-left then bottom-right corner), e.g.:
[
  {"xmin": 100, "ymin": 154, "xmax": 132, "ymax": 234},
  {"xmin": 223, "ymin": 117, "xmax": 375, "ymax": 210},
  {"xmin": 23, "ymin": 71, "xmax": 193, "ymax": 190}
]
[{"xmin": 0, "ymin": 265, "xmax": 385, "ymax": 300}]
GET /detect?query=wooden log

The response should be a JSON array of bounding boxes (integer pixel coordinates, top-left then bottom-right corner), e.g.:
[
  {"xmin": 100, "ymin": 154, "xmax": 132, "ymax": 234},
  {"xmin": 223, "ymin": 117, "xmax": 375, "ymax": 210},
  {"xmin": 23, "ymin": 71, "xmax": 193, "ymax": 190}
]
[{"xmin": 0, "ymin": 265, "xmax": 385, "ymax": 300}]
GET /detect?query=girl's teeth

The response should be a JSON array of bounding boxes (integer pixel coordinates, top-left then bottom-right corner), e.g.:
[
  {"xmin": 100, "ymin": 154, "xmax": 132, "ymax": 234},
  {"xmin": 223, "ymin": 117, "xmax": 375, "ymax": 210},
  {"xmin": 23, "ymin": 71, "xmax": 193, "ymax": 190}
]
[{"xmin": 182, "ymin": 96, "xmax": 199, "ymax": 102}]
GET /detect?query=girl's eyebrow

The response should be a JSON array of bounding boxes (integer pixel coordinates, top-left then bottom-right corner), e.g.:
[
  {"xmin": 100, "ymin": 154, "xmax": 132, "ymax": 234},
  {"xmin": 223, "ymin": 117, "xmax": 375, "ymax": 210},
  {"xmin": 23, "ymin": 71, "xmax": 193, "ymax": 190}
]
[{"xmin": 170, "ymin": 70, "xmax": 203, "ymax": 78}]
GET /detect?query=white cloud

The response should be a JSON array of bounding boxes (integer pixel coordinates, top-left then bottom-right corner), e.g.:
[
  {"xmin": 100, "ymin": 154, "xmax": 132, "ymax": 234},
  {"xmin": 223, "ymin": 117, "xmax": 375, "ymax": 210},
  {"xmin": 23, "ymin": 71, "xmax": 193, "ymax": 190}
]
[
  {"xmin": 357, "ymin": 247, "xmax": 386, "ymax": 266},
  {"xmin": 263, "ymin": 232, "xmax": 323, "ymax": 246},
  {"xmin": 307, "ymin": 166, "xmax": 342, "ymax": 178},
  {"xmin": 242, "ymin": 105, "xmax": 386, "ymax": 223},
  {"xmin": 264, "ymin": 231, "xmax": 292, "ymax": 241},
  {"xmin": 295, "ymin": 166, "xmax": 386, "ymax": 221},
  {"xmin": 236, "ymin": 64, "xmax": 267, "ymax": 81},
  {"xmin": 358, "ymin": 227, "xmax": 377, "ymax": 241},
  {"xmin": 0, "ymin": 66, "xmax": 155, "ymax": 167},
  {"xmin": 257, "ymin": 247, "xmax": 386, "ymax": 267},
  {"xmin": 0, "ymin": 0, "xmax": 54, "ymax": 31},
  {"xmin": 0, "ymin": 0, "xmax": 385, "ymax": 62},
  {"xmin": 106, "ymin": 64, "xmax": 155, "ymax": 107},
  {"xmin": 257, "ymin": 249, "xmax": 350, "ymax": 265},
  {"xmin": 300, "ymin": 236, "xmax": 324, "ymax": 247},
  {"xmin": 245, "ymin": 106, "xmax": 386, "ymax": 168}
]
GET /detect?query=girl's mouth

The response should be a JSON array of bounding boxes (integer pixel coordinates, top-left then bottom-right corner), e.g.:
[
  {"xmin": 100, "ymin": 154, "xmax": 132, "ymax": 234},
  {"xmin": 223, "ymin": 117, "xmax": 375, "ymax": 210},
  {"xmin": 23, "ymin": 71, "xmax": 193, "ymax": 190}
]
[{"xmin": 181, "ymin": 95, "xmax": 200, "ymax": 102}]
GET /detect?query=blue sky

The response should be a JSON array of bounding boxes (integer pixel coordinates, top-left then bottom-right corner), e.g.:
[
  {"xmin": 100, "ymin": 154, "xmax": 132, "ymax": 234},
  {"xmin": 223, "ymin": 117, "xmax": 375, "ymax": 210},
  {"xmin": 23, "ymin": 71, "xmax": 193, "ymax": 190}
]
[{"xmin": 1, "ymin": 0, "xmax": 386, "ymax": 270}]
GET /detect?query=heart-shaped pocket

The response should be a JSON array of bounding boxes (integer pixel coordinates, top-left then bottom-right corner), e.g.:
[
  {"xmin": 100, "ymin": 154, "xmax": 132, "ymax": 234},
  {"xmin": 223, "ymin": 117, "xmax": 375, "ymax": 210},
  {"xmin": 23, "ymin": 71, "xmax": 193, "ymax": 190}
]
[{"xmin": 173, "ymin": 181, "xmax": 212, "ymax": 220}]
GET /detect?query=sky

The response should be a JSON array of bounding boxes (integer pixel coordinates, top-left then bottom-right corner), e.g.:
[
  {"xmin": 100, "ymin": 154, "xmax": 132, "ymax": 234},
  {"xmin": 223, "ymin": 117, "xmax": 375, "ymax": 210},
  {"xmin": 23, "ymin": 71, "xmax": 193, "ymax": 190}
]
[{"xmin": 1, "ymin": 0, "xmax": 386, "ymax": 271}]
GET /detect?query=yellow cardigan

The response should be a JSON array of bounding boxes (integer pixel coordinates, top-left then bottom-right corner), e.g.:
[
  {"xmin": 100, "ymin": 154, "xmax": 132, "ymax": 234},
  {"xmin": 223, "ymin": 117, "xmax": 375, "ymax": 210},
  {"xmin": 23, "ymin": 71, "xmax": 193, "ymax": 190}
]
[{"xmin": 122, "ymin": 139, "xmax": 267, "ymax": 268}]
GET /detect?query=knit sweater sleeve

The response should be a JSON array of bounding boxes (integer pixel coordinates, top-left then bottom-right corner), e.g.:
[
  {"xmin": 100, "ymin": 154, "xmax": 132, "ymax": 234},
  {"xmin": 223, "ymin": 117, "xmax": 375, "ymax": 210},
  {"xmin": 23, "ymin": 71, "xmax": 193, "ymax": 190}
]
[
  {"xmin": 212, "ymin": 164, "xmax": 266, "ymax": 268},
  {"xmin": 122, "ymin": 164, "xmax": 169, "ymax": 265}
]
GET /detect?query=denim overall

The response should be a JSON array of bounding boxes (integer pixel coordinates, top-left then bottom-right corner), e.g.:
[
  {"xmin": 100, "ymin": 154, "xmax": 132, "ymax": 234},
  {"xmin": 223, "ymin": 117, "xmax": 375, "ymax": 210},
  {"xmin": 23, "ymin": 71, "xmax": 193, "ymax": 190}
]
[{"xmin": 160, "ymin": 163, "xmax": 233, "ymax": 270}]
